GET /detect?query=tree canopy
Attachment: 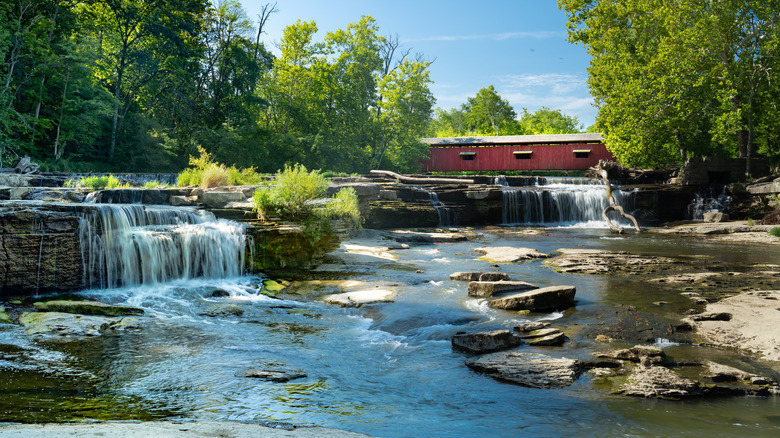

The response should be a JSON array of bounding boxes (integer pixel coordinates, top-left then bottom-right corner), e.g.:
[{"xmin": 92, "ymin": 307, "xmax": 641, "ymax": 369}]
[
  {"xmin": 430, "ymin": 86, "xmax": 583, "ymax": 137},
  {"xmin": 558, "ymin": 0, "xmax": 780, "ymax": 171},
  {"xmin": 0, "ymin": 1, "xmax": 436, "ymax": 173}
]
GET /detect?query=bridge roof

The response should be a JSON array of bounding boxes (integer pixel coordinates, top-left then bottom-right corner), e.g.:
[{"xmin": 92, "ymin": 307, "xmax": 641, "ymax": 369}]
[{"xmin": 420, "ymin": 133, "xmax": 603, "ymax": 147}]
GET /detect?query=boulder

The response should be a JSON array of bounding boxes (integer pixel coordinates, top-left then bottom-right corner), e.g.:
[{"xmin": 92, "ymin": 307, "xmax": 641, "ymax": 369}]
[
  {"xmin": 599, "ymin": 345, "xmax": 666, "ymax": 364},
  {"xmin": 513, "ymin": 321, "xmax": 551, "ymax": 333},
  {"xmin": 619, "ymin": 365, "xmax": 700, "ymax": 398},
  {"xmin": 18, "ymin": 312, "xmax": 126, "ymax": 337},
  {"xmin": 33, "ymin": 300, "xmax": 144, "ymax": 316},
  {"xmin": 467, "ymin": 280, "xmax": 536, "ymax": 298},
  {"xmin": 474, "ymin": 247, "xmax": 551, "ymax": 263},
  {"xmin": 202, "ymin": 303, "xmax": 245, "ymax": 317},
  {"xmin": 322, "ymin": 289, "xmax": 395, "ymax": 308},
  {"xmin": 703, "ymin": 212, "xmax": 729, "ymax": 223},
  {"xmin": 526, "ymin": 331, "xmax": 566, "ymax": 346},
  {"xmin": 465, "ymin": 351, "xmax": 581, "ymax": 388},
  {"xmin": 451, "ymin": 330, "xmax": 523, "ymax": 354},
  {"xmin": 450, "ymin": 272, "xmax": 510, "ymax": 282},
  {"xmin": 706, "ymin": 361, "xmax": 756, "ymax": 382},
  {"xmin": 170, "ymin": 195, "xmax": 198, "ymax": 206},
  {"xmin": 488, "ymin": 286, "xmax": 576, "ymax": 311}
]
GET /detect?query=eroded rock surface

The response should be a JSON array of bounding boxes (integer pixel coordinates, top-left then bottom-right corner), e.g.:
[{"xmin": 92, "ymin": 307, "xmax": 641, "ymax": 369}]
[
  {"xmin": 619, "ymin": 365, "xmax": 701, "ymax": 398},
  {"xmin": 467, "ymin": 280, "xmax": 536, "ymax": 298},
  {"xmin": 474, "ymin": 247, "xmax": 551, "ymax": 263},
  {"xmin": 465, "ymin": 351, "xmax": 580, "ymax": 388},
  {"xmin": 322, "ymin": 289, "xmax": 395, "ymax": 307},
  {"xmin": 488, "ymin": 285, "xmax": 576, "ymax": 311},
  {"xmin": 451, "ymin": 330, "xmax": 523, "ymax": 354},
  {"xmin": 33, "ymin": 300, "xmax": 144, "ymax": 316},
  {"xmin": 544, "ymin": 248, "xmax": 678, "ymax": 274}
]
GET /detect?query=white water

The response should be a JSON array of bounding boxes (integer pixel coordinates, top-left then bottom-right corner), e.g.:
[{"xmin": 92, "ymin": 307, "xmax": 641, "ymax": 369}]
[
  {"xmin": 501, "ymin": 179, "xmax": 636, "ymax": 227},
  {"xmin": 77, "ymin": 204, "xmax": 246, "ymax": 289}
]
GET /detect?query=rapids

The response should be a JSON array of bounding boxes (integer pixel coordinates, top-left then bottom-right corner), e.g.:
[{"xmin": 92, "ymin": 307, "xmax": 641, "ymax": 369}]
[{"xmin": 3, "ymin": 221, "xmax": 780, "ymax": 436}]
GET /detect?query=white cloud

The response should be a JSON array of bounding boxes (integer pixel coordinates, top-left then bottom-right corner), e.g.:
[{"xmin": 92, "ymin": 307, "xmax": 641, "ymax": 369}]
[{"xmin": 498, "ymin": 73, "xmax": 596, "ymax": 126}]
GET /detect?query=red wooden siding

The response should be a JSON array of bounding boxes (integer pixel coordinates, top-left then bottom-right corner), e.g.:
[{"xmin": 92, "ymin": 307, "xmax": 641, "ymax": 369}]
[{"xmin": 421, "ymin": 143, "xmax": 615, "ymax": 172}]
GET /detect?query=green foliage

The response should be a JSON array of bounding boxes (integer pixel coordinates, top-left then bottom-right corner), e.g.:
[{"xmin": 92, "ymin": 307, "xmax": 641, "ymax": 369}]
[
  {"xmin": 252, "ymin": 165, "xmax": 362, "ymax": 231},
  {"xmin": 431, "ymin": 101, "xmax": 583, "ymax": 137},
  {"xmin": 559, "ymin": 0, "xmax": 780, "ymax": 169},
  {"xmin": 770, "ymin": 227, "xmax": 780, "ymax": 238},
  {"xmin": 74, "ymin": 175, "xmax": 128, "ymax": 190},
  {"xmin": 142, "ymin": 181, "xmax": 171, "ymax": 189},
  {"xmin": 177, "ymin": 145, "xmax": 263, "ymax": 187}
]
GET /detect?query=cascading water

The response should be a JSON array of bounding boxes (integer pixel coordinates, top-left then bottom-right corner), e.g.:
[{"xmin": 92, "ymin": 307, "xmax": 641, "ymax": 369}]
[
  {"xmin": 414, "ymin": 186, "xmax": 457, "ymax": 226},
  {"xmin": 77, "ymin": 204, "xmax": 246, "ymax": 288},
  {"xmin": 688, "ymin": 186, "xmax": 731, "ymax": 220},
  {"xmin": 500, "ymin": 178, "xmax": 636, "ymax": 227}
]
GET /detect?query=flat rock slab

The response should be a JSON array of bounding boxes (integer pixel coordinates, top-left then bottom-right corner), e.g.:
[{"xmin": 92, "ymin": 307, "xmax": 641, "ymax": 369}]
[
  {"xmin": 465, "ymin": 351, "xmax": 580, "ymax": 388},
  {"xmin": 526, "ymin": 331, "xmax": 566, "ymax": 346},
  {"xmin": 385, "ymin": 230, "xmax": 469, "ymax": 243},
  {"xmin": 619, "ymin": 365, "xmax": 700, "ymax": 399},
  {"xmin": 544, "ymin": 248, "xmax": 678, "ymax": 274},
  {"xmin": 690, "ymin": 312, "xmax": 732, "ymax": 321},
  {"xmin": 0, "ymin": 421, "xmax": 373, "ymax": 438},
  {"xmin": 450, "ymin": 272, "xmax": 510, "ymax": 282},
  {"xmin": 695, "ymin": 290, "xmax": 780, "ymax": 361},
  {"xmin": 488, "ymin": 286, "xmax": 576, "ymax": 311},
  {"xmin": 451, "ymin": 330, "xmax": 523, "ymax": 354},
  {"xmin": 236, "ymin": 369, "xmax": 307, "ymax": 382},
  {"xmin": 467, "ymin": 280, "xmax": 536, "ymax": 298},
  {"xmin": 514, "ymin": 321, "xmax": 551, "ymax": 333},
  {"xmin": 474, "ymin": 247, "xmax": 551, "ymax": 263},
  {"xmin": 18, "ymin": 312, "xmax": 129, "ymax": 337},
  {"xmin": 33, "ymin": 300, "xmax": 144, "ymax": 316},
  {"xmin": 323, "ymin": 289, "xmax": 395, "ymax": 307}
]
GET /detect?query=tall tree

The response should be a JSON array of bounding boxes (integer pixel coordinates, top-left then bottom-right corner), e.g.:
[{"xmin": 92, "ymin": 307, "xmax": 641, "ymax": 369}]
[{"xmin": 462, "ymin": 85, "xmax": 517, "ymax": 136}]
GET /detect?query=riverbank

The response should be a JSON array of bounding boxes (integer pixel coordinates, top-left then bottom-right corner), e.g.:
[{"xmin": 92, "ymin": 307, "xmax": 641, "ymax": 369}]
[{"xmin": 0, "ymin": 421, "xmax": 371, "ymax": 437}]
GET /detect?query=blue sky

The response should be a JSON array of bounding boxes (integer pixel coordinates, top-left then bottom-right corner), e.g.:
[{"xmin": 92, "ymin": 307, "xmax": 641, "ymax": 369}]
[{"xmin": 242, "ymin": 0, "xmax": 595, "ymax": 128}]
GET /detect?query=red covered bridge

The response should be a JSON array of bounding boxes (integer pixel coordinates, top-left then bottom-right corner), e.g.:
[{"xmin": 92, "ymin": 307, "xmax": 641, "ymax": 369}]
[{"xmin": 419, "ymin": 133, "xmax": 615, "ymax": 172}]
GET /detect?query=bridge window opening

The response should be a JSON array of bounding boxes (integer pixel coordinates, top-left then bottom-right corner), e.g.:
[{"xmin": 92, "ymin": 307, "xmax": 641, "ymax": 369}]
[
  {"xmin": 513, "ymin": 151, "xmax": 533, "ymax": 160},
  {"xmin": 573, "ymin": 149, "xmax": 591, "ymax": 159},
  {"xmin": 459, "ymin": 152, "xmax": 476, "ymax": 161}
]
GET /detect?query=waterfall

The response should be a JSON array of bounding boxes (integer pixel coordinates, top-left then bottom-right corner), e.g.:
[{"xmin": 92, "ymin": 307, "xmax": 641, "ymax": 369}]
[
  {"xmin": 413, "ymin": 186, "xmax": 457, "ymax": 227},
  {"xmin": 500, "ymin": 179, "xmax": 636, "ymax": 227},
  {"xmin": 688, "ymin": 186, "xmax": 731, "ymax": 220},
  {"xmin": 77, "ymin": 204, "xmax": 246, "ymax": 289}
]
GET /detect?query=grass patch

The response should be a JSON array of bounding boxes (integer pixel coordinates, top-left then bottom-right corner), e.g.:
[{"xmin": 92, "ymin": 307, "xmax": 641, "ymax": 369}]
[
  {"xmin": 770, "ymin": 227, "xmax": 780, "ymax": 238},
  {"xmin": 66, "ymin": 175, "xmax": 129, "ymax": 190},
  {"xmin": 177, "ymin": 146, "xmax": 264, "ymax": 188}
]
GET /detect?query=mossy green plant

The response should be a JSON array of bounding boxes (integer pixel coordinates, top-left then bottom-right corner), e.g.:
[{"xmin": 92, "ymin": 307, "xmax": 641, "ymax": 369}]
[
  {"xmin": 770, "ymin": 227, "xmax": 780, "ymax": 238},
  {"xmin": 72, "ymin": 175, "xmax": 129, "ymax": 190}
]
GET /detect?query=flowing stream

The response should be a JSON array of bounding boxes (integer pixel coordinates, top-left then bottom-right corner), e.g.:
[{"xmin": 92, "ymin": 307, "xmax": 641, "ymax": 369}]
[{"xmin": 2, "ymin": 202, "xmax": 780, "ymax": 436}]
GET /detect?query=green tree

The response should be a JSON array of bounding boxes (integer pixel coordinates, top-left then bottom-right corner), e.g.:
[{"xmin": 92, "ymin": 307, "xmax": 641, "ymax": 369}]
[
  {"xmin": 462, "ymin": 85, "xmax": 517, "ymax": 136},
  {"xmin": 519, "ymin": 106, "xmax": 583, "ymax": 134},
  {"xmin": 559, "ymin": 0, "xmax": 780, "ymax": 171}
]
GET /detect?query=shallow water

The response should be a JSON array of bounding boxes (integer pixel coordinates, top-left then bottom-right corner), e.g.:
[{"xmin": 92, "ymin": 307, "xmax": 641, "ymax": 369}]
[{"xmin": 2, "ymin": 227, "xmax": 780, "ymax": 437}]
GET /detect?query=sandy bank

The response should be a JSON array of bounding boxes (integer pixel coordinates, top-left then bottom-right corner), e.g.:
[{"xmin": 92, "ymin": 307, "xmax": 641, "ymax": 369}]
[{"xmin": 0, "ymin": 421, "xmax": 372, "ymax": 438}]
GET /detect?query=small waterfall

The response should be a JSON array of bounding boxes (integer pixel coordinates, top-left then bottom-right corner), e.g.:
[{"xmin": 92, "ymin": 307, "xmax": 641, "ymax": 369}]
[
  {"xmin": 688, "ymin": 186, "xmax": 731, "ymax": 220},
  {"xmin": 490, "ymin": 176, "xmax": 509, "ymax": 186},
  {"xmin": 500, "ymin": 178, "xmax": 636, "ymax": 227},
  {"xmin": 77, "ymin": 204, "xmax": 246, "ymax": 289},
  {"xmin": 414, "ymin": 186, "xmax": 457, "ymax": 227}
]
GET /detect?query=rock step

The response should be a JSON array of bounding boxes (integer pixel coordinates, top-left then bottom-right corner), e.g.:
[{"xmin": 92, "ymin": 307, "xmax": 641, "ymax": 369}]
[
  {"xmin": 450, "ymin": 272, "xmax": 510, "ymax": 282},
  {"xmin": 465, "ymin": 351, "xmax": 581, "ymax": 388},
  {"xmin": 488, "ymin": 285, "xmax": 576, "ymax": 311},
  {"xmin": 451, "ymin": 330, "xmax": 523, "ymax": 354},
  {"xmin": 468, "ymin": 281, "xmax": 536, "ymax": 298},
  {"xmin": 33, "ymin": 300, "xmax": 144, "ymax": 316}
]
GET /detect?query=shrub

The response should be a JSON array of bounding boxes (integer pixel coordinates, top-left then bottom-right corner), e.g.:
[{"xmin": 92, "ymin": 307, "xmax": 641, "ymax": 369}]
[
  {"xmin": 76, "ymin": 175, "xmax": 128, "ymax": 190},
  {"xmin": 320, "ymin": 187, "xmax": 361, "ymax": 226},
  {"xmin": 253, "ymin": 164, "xmax": 328, "ymax": 219},
  {"xmin": 201, "ymin": 163, "xmax": 230, "ymax": 188},
  {"xmin": 177, "ymin": 145, "xmax": 264, "ymax": 188},
  {"xmin": 770, "ymin": 227, "xmax": 780, "ymax": 238}
]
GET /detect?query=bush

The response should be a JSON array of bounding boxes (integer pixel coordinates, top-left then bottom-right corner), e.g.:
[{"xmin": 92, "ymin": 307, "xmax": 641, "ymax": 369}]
[
  {"xmin": 252, "ymin": 164, "xmax": 361, "ymax": 228},
  {"xmin": 177, "ymin": 145, "xmax": 264, "ymax": 188},
  {"xmin": 74, "ymin": 175, "xmax": 128, "ymax": 190},
  {"xmin": 770, "ymin": 227, "xmax": 780, "ymax": 238},
  {"xmin": 253, "ymin": 164, "xmax": 328, "ymax": 219},
  {"xmin": 201, "ymin": 163, "xmax": 230, "ymax": 188}
]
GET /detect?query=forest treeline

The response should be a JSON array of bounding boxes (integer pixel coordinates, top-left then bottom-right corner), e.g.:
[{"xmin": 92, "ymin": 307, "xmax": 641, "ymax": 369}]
[{"xmin": 0, "ymin": 0, "xmax": 441, "ymax": 173}]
